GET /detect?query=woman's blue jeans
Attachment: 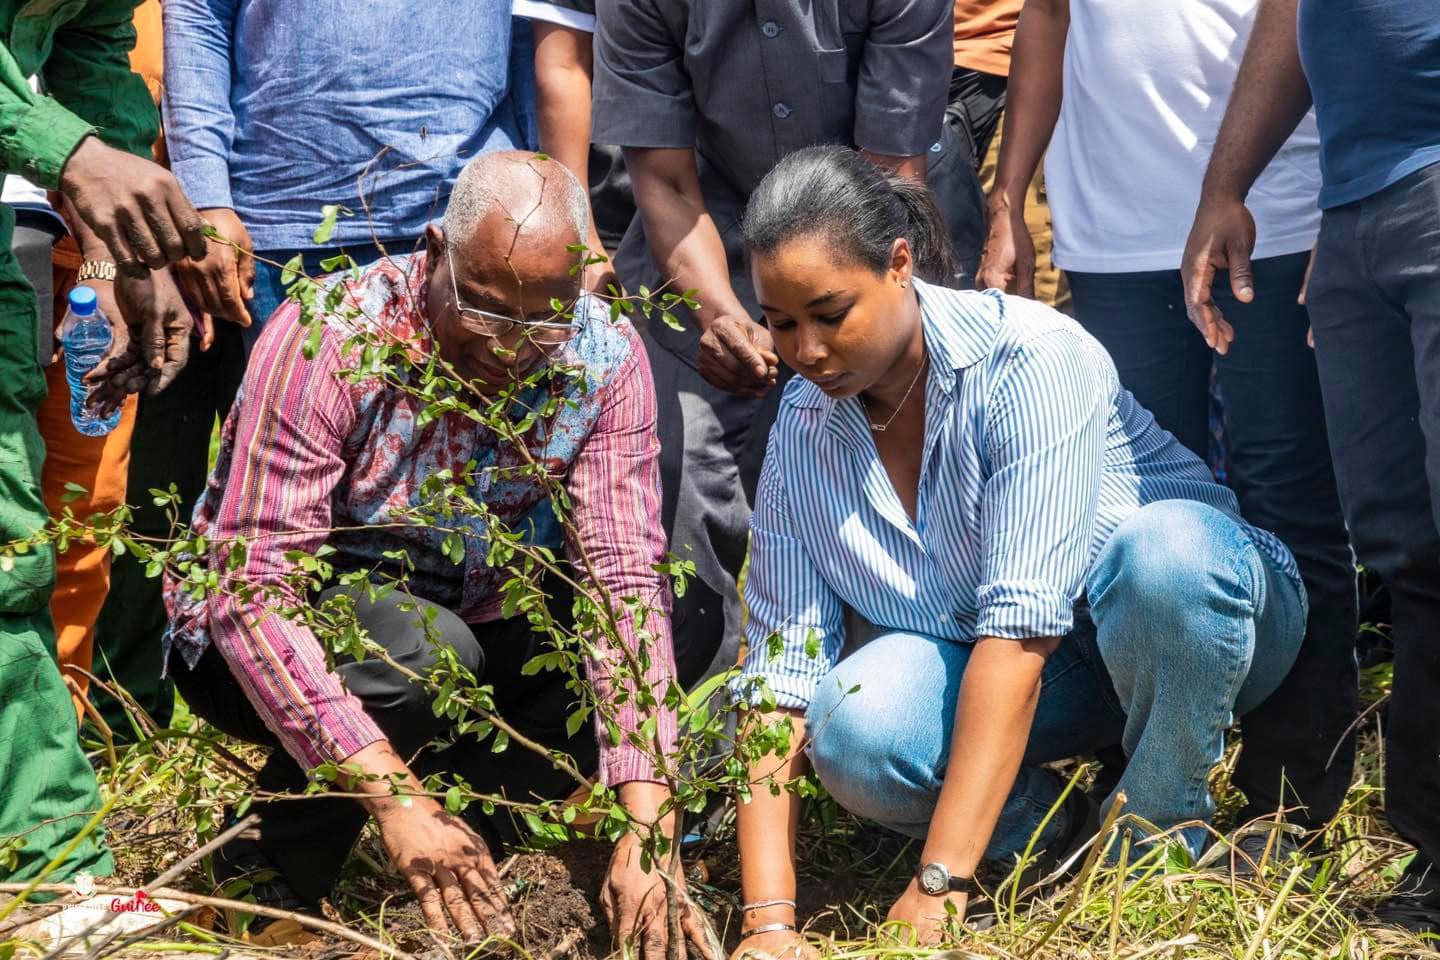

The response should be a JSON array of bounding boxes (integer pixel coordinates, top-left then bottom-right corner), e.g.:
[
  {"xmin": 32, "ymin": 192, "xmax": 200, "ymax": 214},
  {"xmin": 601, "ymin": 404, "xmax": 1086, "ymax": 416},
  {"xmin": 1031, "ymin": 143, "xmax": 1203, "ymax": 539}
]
[{"xmin": 804, "ymin": 500, "xmax": 1307, "ymax": 861}]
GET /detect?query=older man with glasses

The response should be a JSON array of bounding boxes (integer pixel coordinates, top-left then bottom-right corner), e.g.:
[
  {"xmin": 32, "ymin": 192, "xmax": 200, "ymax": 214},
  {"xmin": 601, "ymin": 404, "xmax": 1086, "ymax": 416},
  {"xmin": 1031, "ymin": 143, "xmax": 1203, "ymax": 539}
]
[{"xmin": 160, "ymin": 152, "xmax": 708, "ymax": 955}]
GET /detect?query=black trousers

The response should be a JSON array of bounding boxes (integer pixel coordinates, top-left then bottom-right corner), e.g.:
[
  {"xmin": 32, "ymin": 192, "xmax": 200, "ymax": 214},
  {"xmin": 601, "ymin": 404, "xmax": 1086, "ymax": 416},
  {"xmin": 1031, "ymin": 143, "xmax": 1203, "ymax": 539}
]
[
  {"xmin": 1306, "ymin": 161, "xmax": 1440, "ymax": 866},
  {"xmin": 94, "ymin": 319, "xmax": 246, "ymax": 736},
  {"xmin": 172, "ymin": 586, "xmax": 596, "ymax": 907},
  {"xmin": 1068, "ymin": 255, "xmax": 1359, "ymax": 831},
  {"xmin": 945, "ymin": 67, "xmax": 1008, "ymax": 171}
]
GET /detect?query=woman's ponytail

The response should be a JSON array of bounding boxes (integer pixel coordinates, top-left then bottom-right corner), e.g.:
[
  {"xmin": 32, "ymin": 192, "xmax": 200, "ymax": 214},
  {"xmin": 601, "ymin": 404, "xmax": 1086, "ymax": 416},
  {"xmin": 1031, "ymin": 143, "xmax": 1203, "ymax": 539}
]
[
  {"xmin": 884, "ymin": 170, "xmax": 954, "ymax": 286},
  {"xmin": 742, "ymin": 145, "xmax": 958, "ymax": 288}
]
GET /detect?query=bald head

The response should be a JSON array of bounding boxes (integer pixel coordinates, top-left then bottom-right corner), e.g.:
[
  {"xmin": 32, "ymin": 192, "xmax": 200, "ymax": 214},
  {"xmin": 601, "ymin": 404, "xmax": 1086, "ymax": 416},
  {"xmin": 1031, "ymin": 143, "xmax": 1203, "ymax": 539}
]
[{"xmin": 442, "ymin": 151, "xmax": 590, "ymax": 255}]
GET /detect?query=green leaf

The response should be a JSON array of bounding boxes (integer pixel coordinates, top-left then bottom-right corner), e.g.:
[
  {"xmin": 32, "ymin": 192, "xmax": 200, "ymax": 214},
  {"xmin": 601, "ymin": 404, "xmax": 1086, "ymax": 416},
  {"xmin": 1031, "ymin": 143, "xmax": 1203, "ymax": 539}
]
[
  {"xmin": 491, "ymin": 729, "xmax": 510, "ymax": 753},
  {"xmin": 445, "ymin": 785, "xmax": 464, "ymax": 814},
  {"xmin": 312, "ymin": 204, "xmax": 343, "ymax": 245},
  {"xmin": 61, "ymin": 481, "xmax": 89, "ymax": 503}
]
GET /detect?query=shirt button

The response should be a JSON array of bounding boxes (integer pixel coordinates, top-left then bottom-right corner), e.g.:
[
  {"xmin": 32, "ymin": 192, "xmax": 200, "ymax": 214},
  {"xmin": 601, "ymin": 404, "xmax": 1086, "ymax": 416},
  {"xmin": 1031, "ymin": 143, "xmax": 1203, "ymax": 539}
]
[
  {"xmin": 930, "ymin": 140, "xmax": 944, "ymax": 154},
  {"xmin": 773, "ymin": 102, "xmax": 792, "ymax": 120},
  {"xmin": 761, "ymin": 20, "xmax": 781, "ymax": 38}
]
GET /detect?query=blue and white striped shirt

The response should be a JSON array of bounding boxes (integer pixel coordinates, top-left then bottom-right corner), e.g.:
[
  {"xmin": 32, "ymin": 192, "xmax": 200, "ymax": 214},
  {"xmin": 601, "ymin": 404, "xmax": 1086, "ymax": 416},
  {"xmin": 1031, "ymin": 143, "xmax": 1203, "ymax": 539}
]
[{"xmin": 740, "ymin": 282, "xmax": 1303, "ymax": 710}]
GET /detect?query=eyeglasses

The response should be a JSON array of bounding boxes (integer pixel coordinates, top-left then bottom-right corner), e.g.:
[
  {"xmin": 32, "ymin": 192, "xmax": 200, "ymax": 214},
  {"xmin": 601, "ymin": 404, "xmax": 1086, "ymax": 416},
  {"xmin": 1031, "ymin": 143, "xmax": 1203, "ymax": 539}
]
[{"xmin": 446, "ymin": 245, "xmax": 581, "ymax": 346}]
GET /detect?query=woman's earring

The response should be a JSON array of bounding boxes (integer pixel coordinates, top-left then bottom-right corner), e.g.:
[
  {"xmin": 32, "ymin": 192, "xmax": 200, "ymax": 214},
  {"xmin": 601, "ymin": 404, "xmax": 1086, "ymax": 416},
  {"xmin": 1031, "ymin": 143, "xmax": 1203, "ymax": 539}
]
[{"xmin": 900, "ymin": 279, "xmax": 909, "ymax": 289}]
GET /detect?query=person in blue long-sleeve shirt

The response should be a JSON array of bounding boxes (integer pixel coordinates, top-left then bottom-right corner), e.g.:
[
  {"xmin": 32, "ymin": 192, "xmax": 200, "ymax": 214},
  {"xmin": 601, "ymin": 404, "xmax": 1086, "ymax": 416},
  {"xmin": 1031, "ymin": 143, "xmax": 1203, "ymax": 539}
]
[{"xmin": 162, "ymin": 0, "xmax": 527, "ymax": 345}]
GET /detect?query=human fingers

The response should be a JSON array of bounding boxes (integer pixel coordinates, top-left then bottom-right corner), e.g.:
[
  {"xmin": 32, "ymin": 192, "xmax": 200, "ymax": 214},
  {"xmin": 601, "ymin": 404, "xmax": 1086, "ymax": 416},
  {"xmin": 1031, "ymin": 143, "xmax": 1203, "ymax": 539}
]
[
  {"xmin": 138, "ymin": 191, "xmax": 189, "ymax": 265},
  {"xmin": 680, "ymin": 902, "xmax": 718, "ymax": 960},
  {"xmin": 460, "ymin": 864, "xmax": 515, "ymax": 939},
  {"xmin": 698, "ymin": 332, "xmax": 753, "ymax": 391},
  {"xmin": 117, "ymin": 203, "xmax": 167, "ymax": 271},
  {"xmin": 165, "ymin": 183, "xmax": 209, "ymax": 261},
  {"xmin": 432, "ymin": 867, "xmax": 483, "ymax": 943},
  {"xmin": 214, "ymin": 254, "xmax": 253, "ymax": 327},
  {"xmin": 712, "ymin": 319, "xmax": 768, "ymax": 380},
  {"xmin": 406, "ymin": 870, "xmax": 451, "ymax": 935},
  {"xmin": 641, "ymin": 910, "xmax": 669, "ymax": 960},
  {"xmin": 195, "ymin": 311, "xmax": 215, "ymax": 352},
  {"xmin": 237, "ymin": 246, "xmax": 257, "ymax": 303},
  {"xmin": 1226, "ymin": 241, "xmax": 1255, "ymax": 305},
  {"xmin": 1297, "ymin": 245, "xmax": 1316, "ymax": 306},
  {"xmin": 147, "ymin": 304, "xmax": 192, "ymax": 393}
]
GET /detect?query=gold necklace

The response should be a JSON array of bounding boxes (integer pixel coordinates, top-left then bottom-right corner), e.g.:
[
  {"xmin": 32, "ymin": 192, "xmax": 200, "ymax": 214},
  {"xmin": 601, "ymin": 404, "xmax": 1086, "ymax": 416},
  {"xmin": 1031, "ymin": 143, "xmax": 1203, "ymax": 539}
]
[{"xmin": 860, "ymin": 351, "xmax": 928, "ymax": 432}]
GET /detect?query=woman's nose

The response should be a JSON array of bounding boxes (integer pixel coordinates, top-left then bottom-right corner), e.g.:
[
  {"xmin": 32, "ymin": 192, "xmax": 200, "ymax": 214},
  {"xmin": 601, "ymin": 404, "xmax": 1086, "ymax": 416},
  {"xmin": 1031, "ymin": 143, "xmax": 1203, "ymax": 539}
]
[{"xmin": 795, "ymin": 327, "xmax": 827, "ymax": 366}]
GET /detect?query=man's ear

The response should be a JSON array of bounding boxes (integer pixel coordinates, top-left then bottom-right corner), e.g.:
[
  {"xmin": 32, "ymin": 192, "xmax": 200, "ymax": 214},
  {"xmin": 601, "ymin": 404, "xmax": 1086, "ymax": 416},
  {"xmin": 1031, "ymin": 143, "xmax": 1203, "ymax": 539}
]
[{"xmin": 424, "ymin": 223, "xmax": 445, "ymax": 283}]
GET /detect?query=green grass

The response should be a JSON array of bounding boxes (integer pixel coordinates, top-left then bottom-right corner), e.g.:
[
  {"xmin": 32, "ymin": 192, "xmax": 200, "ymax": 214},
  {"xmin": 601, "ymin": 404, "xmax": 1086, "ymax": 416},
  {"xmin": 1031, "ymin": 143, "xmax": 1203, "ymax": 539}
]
[{"xmin": 3, "ymin": 660, "xmax": 1433, "ymax": 959}]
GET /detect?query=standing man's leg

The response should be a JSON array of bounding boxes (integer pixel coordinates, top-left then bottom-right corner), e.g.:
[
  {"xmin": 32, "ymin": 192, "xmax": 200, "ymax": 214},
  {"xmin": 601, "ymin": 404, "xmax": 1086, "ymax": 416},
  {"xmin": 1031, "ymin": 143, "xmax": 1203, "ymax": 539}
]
[
  {"xmin": 1211, "ymin": 252, "xmax": 1358, "ymax": 832},
  {"xmin": 1307, "ymin": 163, "xmax": 1440, "ymax": 925},
  {"xmin": 1067, "ymin": 270, "xmax": 1213, "ymax": 471},
  {"xmin": 0, "ymin": 242, "xmax": 112, "ymax": 882}
]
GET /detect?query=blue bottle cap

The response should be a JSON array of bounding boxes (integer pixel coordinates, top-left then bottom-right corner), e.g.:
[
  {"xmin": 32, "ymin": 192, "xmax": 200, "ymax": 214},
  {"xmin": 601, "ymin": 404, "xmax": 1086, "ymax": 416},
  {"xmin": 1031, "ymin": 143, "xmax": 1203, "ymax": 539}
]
[{"xmin": 69, "ymin": 285, "xmax": 99, "ymax": 317}]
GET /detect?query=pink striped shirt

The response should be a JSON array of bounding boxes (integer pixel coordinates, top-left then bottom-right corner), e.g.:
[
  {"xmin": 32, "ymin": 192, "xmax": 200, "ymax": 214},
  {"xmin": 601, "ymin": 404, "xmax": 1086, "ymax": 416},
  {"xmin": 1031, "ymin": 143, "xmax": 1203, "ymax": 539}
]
[{"xmin": 165, "ymin": 254, "xmax": 678, "ymax": 786}]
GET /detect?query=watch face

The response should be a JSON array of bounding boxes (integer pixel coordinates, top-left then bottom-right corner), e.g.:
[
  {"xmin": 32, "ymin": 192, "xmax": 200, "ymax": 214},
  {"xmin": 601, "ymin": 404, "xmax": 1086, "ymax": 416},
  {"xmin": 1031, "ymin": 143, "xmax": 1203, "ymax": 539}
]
[{"xmin": 919, "ymin": 862, "xmax": 948, "ymax": 895}]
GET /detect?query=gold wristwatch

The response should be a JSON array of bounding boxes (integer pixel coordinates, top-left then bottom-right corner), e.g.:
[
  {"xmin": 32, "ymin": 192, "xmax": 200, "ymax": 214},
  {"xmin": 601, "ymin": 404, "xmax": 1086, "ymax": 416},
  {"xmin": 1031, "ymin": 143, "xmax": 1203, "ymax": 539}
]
[{"xmin": 77, "ymin": 259, "xmax": 117, "ymax": 283}]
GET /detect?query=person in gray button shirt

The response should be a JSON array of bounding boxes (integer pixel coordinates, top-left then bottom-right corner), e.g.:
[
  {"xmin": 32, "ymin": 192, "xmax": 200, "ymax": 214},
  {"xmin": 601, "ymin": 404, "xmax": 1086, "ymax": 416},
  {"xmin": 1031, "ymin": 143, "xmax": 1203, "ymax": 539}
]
[{"xmin": 592, "ymin": 0, "xmax": 982, "ymax": 687}]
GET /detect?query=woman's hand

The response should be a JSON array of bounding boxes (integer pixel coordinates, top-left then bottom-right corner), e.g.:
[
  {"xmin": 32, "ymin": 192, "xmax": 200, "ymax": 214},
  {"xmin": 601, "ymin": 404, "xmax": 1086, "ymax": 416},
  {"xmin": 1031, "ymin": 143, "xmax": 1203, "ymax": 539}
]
[
  {"xmin": 730, "ymin": 927, "xmax": 816, "ymax": 960},
  {"xmin": 884, "ymin": 880, "xmax": 967, "ymax": 946}
]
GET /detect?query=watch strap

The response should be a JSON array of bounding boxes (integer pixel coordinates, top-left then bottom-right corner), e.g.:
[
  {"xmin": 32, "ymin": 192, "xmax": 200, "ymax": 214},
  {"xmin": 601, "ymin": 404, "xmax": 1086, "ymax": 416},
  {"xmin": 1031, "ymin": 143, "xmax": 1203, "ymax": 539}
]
[
  {"xmin": 917, "ymin": 863, "xmax": 979, "ymax": 895},
  {"xmin": 77, "ymin": 259, "xmax": 117, "ymax": 283}
]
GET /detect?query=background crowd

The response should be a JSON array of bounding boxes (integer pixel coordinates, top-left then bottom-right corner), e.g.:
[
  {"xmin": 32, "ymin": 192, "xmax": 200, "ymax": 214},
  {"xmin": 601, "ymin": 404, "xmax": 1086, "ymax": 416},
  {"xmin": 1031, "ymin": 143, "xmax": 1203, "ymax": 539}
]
[{"xmin": 0, "ymin": 0, "xmax": 1437, "ymax": 945}]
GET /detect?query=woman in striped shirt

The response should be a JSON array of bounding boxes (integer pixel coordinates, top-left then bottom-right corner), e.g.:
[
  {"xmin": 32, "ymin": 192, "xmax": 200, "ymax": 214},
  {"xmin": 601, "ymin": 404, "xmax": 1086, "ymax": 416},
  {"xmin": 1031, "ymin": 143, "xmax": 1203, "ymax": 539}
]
[{"xmin": 729, "ymin": 146, "xmax": 1307, "ymax": 952}]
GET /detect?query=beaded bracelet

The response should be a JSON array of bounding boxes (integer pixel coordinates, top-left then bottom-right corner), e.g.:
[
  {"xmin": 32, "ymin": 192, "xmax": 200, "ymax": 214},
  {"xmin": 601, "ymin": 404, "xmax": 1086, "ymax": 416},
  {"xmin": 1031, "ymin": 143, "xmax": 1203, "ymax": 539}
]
[
  {"xmin": 742, "ymin": 898, "xmax": 797, "ymax": 913},
  {"xmin": 740, "ymin": 922, "xmax": 796, "ymax": 939}
]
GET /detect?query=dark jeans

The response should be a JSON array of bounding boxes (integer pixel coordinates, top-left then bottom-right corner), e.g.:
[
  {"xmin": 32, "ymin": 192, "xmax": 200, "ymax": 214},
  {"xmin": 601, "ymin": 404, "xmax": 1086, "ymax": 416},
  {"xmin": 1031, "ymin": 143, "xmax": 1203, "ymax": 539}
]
[
  {"xmin": 1306, "ymin": 160, "xmax": 1440, "ymax": 866},
  {"xmin": 93, "ymin": 319, "xmax": 247, "ymax": 735},
  {"xmin": 1067, "ymin": 255, "xmax": 1359, "ymax": 831},
  {"xmin": 170, "ymin": 585, "xmax": 595, "ymax": 907},
  {"xmin": 945, "ymin": 67, "xmax": 1008, "ymax": 171}
]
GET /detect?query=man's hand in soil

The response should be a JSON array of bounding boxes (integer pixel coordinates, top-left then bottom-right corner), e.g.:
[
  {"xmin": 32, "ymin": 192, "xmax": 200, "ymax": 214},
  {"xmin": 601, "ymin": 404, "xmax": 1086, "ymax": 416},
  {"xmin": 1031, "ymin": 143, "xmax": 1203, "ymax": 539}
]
[
  {"xmin": 373, "ymin": 795, "xmax": 515, "ymax": 943},
  {"xmin": 698, "ymin": 314, "xmax": 778, "ymax": 398},
  {"xmin": 601, "ymin": 831, "xmax": 713, "ymax": 960},
  {"xmin": 1181, "ymin": 196, "xmax": 1257, "ymax": 356},
  {"xmin": 174, "ymin": 207, "xmax": 257, "ymax": 336},
  {"xmin": 59, "ymin": 136, "xmax": 207, "ymax": 270},
  {"xmin": 602, "ymin": 782, "xmax": 714, "ymax": 960},
  {"xmin": 348, "ymin": 742, "xmax": 514, "ymax": 943},
  {"xmin": 85, "ymin": 266, "xmax": 193, "ymax": 412}
]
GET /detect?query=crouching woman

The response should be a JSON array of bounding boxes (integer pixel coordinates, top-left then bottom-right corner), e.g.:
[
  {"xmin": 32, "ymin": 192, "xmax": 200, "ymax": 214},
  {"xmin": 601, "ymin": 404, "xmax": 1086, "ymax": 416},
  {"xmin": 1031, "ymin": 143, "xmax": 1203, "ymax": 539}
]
[{"xmin": 729, "ymin": 146, "xmax": 1306, "ymax": 954}]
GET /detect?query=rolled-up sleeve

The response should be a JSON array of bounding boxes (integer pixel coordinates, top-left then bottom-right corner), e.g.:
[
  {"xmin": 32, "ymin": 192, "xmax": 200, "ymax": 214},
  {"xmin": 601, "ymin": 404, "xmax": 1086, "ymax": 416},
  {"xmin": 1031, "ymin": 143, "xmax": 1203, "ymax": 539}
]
[
  {"xmin": 592, "ymin": 0, "xmax": 693, "ymax": 149},
  {"xmin": 854, "ymin": 0, "xmax": 952, "ymax": 157},
  {"xmin": 161, "ymin": 0, "xmax": 237, "ymax": 209},
  {"xmin": 565, "ymin": 327, "xmax": 680, "ymax": 786},
  {"xmin": 737, "ymin": 427, "xmax": 845, "ymax": 712},
  {"xmin": 975, "ymin": 330, "xmax": 1106, "ymax": 640}
]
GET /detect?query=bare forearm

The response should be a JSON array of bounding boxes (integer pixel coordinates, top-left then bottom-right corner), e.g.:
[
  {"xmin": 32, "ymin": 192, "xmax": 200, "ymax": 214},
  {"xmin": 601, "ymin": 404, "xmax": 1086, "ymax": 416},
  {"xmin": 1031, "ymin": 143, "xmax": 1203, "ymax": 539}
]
[
  {"xmin": 990, "ymin": 0, "xmax": 1069, "ymax": 208},
  {"xmin": 921, "ymin": 637, "xmax": 1054, "ymax": 876},
  {"xmin": 737, "ymin": 710, "xmax": 808, "ymax": 923},
  {"xmin": 1200, "ymin": 0, "xmax": 1312, "ymax": 202},
  {"xmin": 534, "ymin": 23, "xmax": 596, "ymax": 179},
  {"xmin": 625, "ymin": 147, "xmax": 749, "ymax": 328}
]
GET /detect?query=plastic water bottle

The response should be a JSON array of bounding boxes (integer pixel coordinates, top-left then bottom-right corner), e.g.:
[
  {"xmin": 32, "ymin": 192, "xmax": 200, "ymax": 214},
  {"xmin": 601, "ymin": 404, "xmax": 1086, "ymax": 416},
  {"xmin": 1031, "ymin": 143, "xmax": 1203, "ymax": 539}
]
[{"xmin": 60, "ymin": 285, "xmax": 121, "ymax": 436}]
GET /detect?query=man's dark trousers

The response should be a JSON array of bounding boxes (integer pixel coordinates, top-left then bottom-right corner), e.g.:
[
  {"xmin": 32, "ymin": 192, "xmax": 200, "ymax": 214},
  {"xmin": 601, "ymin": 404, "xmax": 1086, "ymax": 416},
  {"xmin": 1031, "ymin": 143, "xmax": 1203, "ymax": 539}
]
[
  {"xmin": 170, "ymin": 586, "xmax": 596, "ymax": 907},
  {"xmin": 1306, "ymin": 160, "xmax": 1440, "ymax": 869},
  {"xmin": 1067, "ymin": 254, "xmax": 1359, "ymax": 832}
]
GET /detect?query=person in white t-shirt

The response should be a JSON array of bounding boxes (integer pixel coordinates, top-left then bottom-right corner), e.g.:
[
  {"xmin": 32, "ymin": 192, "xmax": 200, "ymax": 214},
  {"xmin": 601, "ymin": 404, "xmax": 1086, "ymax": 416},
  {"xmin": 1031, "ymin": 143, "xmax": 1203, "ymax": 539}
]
[{"xmin": 974, "ymin": 0, "xmax": 1356, "ymax": 866}]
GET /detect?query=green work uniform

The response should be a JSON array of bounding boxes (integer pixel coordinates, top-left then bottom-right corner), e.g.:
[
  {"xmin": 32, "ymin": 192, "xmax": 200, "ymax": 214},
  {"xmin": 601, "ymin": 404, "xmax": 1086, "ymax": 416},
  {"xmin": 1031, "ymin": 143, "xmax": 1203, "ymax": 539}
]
[{"xmin": 0, "ymin": 0, "xmax": 158, "ymax": 884}]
